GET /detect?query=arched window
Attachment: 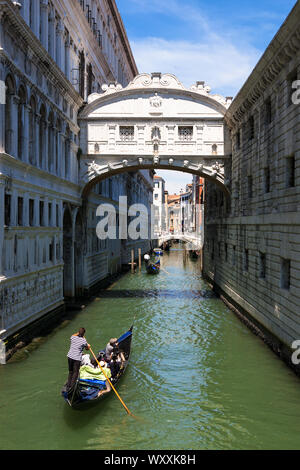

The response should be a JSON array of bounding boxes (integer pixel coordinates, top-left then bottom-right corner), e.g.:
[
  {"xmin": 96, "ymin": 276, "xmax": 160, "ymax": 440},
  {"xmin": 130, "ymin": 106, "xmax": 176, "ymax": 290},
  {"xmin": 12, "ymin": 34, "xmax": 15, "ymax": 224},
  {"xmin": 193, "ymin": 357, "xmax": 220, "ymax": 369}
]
[
  {"xmin": 4, "ymin": 75, "xmax": 15, "ymax": 155},
  {"xmin": 29, "ymin": 96, "xmax": 36, "ymax": 165},
  {"xmin": 39, "ymin": 104, "xmax": 46, "ymax": 168}
]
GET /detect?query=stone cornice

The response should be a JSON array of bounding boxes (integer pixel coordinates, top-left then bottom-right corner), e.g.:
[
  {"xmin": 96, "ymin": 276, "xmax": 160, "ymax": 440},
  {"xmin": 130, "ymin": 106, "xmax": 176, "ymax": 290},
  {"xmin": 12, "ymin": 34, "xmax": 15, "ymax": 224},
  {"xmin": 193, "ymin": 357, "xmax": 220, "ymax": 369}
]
[
  {"xmin": 0, "ymin": 152, "xmax": 81, "ymax": 195},
  {"xmin": 0, "ymin": 0, "xmax": 83, "ymax": 108},
  {"xmin": 225, "ymin": 2, "xmax": 300, "ymax": 129}
]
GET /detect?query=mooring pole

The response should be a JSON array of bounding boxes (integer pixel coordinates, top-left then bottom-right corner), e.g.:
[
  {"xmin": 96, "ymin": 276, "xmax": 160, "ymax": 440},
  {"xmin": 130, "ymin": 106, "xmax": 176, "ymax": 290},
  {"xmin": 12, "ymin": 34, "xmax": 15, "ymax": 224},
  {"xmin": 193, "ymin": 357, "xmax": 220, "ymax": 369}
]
[{"xmin": 131, "ymin": 249, "xmax": 135, "ymax": 273}]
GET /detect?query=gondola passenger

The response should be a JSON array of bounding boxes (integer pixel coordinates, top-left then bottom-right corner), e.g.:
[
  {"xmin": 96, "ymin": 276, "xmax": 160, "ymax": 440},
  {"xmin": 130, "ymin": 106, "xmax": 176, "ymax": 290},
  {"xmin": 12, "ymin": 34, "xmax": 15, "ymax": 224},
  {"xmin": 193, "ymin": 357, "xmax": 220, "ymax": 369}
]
[
  {"xmin": 109, "ymin": 353, "xmax": 122, "ymax": 378},
  {"xmin": 105, "ymin": 337, "xmax": 118, "ymax": 361}
]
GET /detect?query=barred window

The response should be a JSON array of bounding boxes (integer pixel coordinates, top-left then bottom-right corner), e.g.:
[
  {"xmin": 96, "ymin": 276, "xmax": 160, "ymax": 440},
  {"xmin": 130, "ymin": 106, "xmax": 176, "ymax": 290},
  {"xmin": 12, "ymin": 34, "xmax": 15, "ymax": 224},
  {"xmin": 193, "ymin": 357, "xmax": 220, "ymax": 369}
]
[
  {"xmin": 178, "ymin": 126, "xmax": 193, "ymax": 141},
  {"xmin": 119, "ymin": 126, "xmax": 134, "ymax": 141}
]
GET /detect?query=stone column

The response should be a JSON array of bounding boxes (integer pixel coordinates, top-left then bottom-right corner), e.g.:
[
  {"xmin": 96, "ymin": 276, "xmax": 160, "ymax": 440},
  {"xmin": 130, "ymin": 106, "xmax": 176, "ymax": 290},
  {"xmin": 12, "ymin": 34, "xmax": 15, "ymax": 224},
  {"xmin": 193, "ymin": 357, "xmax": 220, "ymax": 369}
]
[
  {"xmin": 61, "ymin": 134, "xmax": 65, "ymax": 179},
  {"xmin": 35, "ymin": 113, "xmax": 41, "ymax": 168},
  {"xmin": 23, "ymin": 104, "xmax": 30, "ymax": 164},
  {"xmin": 56, "ymin": 19, "xmax": 64, "ymax": 70},
  {"xmin": 56, "ymin": 130, "xmax": 61, "ymax": 177},
  {"xmin": 64, "ymin": 37, "xmax": 71, "ymax": 80},
  {"xmin": 48, "ymin": 10, "xmax": 55, "ymax": 59},
  {"xmin": 22, "ymin": 0, "xmax": 30, "ymax": 26},
  {"xmin": 33, "ymin": 0, "xmax": 40, "ymax": 39},
  {"xmin": 0, "ymin": 12, "xmax": 5, "ymax": 52},
  {"xmin": 40, "ymin": 0, "xmax": 49, "ymax": 51},
  {"xmin": 10, "ymin": 95, "xmax": 19, "ymax": 158},
  {"xmin": 0, "ymin": 59, "xmax": 5, "ymax": 153},
  {"xmin": 44, "ymin": 120, "xmax": 49, "ymax": 171}
]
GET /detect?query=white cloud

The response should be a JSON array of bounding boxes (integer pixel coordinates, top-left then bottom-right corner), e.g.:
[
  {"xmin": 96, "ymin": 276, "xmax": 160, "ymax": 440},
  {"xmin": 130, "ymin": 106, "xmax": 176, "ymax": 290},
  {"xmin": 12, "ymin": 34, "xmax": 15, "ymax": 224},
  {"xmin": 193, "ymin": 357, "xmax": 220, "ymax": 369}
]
[{"xmin": 131, "ymin": 36, "xmax": 261, "ymax": 97}]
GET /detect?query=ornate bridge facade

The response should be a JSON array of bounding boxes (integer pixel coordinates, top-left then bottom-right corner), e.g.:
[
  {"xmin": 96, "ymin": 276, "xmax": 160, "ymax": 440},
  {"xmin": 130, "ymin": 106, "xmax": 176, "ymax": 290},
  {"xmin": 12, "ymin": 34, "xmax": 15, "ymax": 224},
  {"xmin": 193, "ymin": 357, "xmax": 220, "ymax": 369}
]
[{"xmin": 78, "ymin": 73, "xmax": 232, "ymax": 197}]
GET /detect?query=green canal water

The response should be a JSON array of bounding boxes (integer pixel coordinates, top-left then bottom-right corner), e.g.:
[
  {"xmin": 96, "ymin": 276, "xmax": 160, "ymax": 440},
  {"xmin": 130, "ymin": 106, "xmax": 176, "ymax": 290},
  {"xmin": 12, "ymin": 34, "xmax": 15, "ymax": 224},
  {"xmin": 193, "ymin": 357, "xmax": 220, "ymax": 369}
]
[{"xmin": 1, "ymin": 248, "xmax": 300, "ymax": 450}]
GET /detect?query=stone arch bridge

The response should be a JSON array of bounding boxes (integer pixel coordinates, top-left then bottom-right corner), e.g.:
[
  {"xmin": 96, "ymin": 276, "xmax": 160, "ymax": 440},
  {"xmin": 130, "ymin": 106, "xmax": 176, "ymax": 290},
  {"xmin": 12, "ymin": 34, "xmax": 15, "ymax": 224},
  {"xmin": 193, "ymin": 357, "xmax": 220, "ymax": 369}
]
[{"xmin": 78, "ymin": 73, "xmax": 232, "ymax": 198}]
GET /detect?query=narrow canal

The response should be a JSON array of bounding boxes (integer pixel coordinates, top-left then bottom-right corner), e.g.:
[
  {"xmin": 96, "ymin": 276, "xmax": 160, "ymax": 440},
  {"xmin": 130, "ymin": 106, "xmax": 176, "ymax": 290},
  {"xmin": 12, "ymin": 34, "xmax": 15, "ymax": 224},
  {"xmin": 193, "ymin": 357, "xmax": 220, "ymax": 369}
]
[{"xmin": 1, "ymin": 246, "xmax": 300, "ymax": 450}]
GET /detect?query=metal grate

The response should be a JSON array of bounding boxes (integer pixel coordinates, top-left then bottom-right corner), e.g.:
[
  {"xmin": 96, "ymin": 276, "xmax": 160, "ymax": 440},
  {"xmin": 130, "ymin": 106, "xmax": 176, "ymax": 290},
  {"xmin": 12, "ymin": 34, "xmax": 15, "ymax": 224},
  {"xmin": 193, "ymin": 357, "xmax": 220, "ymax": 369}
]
[
  {"xmin": 120, "ymin": 126, "xmax": 134, "ymax": 141},
  {"xmin": 178, "ymin": 126, "xmax": 193, "ymax": 141}
]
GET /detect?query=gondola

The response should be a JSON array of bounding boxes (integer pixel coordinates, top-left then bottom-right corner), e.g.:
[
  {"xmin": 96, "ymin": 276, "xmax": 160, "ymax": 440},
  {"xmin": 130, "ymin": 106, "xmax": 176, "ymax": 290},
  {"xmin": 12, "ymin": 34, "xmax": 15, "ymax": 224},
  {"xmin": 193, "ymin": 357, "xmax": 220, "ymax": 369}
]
[
  {"xmin": 153, "ymin": 248, "xmax": 163, "ymax": 256},
  {"xmin": 61, "ymin": 326, "xmax": 133, "ymax": 408},
  {"xmin": 146, "ymin": 259, "xmax": 160, "ymax": 275}
]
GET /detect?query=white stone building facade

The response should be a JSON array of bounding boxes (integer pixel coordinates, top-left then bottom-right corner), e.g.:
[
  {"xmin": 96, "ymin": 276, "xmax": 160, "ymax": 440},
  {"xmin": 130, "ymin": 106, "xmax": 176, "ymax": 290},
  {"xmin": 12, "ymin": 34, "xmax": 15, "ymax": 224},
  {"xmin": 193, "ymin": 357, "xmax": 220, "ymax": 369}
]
[{"xmin": 0, "ymin": 0, "xmax": 152, "ymax": 344}]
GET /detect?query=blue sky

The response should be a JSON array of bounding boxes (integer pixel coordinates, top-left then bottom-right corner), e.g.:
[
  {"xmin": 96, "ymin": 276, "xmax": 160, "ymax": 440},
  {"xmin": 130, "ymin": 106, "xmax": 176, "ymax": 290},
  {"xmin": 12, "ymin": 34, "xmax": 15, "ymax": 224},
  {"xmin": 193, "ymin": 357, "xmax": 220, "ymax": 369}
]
[{"xmin": 117, "ymin": 0, "xmax": 297, "ymax": 193}]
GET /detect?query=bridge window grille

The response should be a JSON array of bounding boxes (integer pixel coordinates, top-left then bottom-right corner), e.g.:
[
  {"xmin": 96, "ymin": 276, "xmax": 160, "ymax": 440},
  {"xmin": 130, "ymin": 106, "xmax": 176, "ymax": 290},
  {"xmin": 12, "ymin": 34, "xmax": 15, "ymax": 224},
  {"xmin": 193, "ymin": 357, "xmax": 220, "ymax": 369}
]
[
  {"xmin": 119, "ymin": 126, "xmax": 134, "ymax": 141},
  {"xmin": 178, "ymin": 127, "xmax": 193, "ymax": 141}
]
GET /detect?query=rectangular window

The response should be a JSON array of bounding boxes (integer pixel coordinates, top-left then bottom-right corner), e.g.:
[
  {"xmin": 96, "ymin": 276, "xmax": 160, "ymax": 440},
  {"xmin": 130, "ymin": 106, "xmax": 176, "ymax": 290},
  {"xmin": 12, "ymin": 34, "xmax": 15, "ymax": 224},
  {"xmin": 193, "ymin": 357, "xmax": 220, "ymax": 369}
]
[
  {"xmin": 48, "ymin": 202, "xmax": 52, "ymax": 226},
  {"xmin": 286, "ymin": 155, "xmax": 295, "ymax": 188},
  {"xmin": 244, "ymin": 249, "xmax": 249, "ymax": 272},
  {"xmin": 4, "ymin": 193, "xmax": 11, "ymax": 226},
  {"xmin": 265, "ymin": 98, "xmax": 273, "ymax": 125},
  {"xmin": 248, "ymin": 116, "xmax": 255, "ymax": 140},
  {"xmin": 236, "ymin": 130, "xmax": 241, "ymax": 150},
  {"xmin": 56, "ymin": 204, "xmax": 59, "ymax": 227},
  {"xmin": 49, "ymin": 240, "xmax": 54, "ymax": 263},
  {"xmin": 29, "ymin": 199, "xmax": 34, "ymax": 227},
  {"xmin": 178, "ymin": 126, "xmax": 193, "ymax": 141},
  {"xmin": 39, "ymin": 201, "xmax": 44, "ymax": 226},
  {"xmin": 232, "ymin": 246, "xmax": 236, "ymax": 266},
  {"xmin": 248, "ymin": 175, "xmax": 253, "ymax": 199},
  {"xmin": 281, "ymin": 258, "xmax": 291, "ymax": 290},
  {"xmin": 225, "ymin": 243, "xmax": 228, "ymax": 262},
  {"xmin": 259, "ymin": 252, "xmax": 266, "ymax": 279},
  {"xmin": 17, "ymin": 197, "xmax": 23, "ymax": 226},
  {"xmin": 119, "ymin": 126, "xmax": 134, "ymax": 141},
  {"xmin": 264, "ymin": 167, "xmax": 270, "ymax": 193}
]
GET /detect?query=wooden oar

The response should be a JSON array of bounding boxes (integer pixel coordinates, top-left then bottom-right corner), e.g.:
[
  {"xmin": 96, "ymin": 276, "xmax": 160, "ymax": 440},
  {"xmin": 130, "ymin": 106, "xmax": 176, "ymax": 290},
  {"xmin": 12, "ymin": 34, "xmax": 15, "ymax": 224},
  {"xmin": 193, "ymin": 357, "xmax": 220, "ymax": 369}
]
[
  {"xmin": 159, "ymin": 265, "xmax": 170, "ymax": 275},
  {"xmin": 88, "ymin": 345, "xmax": 135, "ymax": 418}
]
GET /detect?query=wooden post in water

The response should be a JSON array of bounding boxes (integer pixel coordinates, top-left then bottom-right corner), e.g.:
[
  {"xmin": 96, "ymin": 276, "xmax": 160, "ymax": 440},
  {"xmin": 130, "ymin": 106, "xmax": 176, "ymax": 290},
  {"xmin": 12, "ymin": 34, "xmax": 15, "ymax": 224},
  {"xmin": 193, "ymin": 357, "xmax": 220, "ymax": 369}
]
[
  {"xmin": 131, "ymin": 249, "xmax": 135, "ymax": 273},
  {"xmin": 200, "ymin": 248, "xmax": 203, "ymax": 272},
  {"xmin": 138, "ymin": 248, "xmax": 142, "ymax": 272}
]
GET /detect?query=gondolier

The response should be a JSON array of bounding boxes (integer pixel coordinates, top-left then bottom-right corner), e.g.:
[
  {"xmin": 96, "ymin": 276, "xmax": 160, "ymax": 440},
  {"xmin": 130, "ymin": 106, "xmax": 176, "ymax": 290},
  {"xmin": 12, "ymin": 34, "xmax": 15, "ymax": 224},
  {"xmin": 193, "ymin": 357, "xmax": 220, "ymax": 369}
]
[{"xmin": 66, "ymin": 328, "xmax": 90, "ymax": 391}]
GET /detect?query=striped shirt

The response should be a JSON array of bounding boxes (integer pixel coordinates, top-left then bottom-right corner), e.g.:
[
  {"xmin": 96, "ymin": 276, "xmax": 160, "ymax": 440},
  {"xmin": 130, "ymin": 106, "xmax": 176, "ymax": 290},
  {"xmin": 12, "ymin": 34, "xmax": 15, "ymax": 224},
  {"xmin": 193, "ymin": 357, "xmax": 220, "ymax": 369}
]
[{"xmin": 67, "ymin": 335, "xmax": 88, "ymax": 361}]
